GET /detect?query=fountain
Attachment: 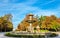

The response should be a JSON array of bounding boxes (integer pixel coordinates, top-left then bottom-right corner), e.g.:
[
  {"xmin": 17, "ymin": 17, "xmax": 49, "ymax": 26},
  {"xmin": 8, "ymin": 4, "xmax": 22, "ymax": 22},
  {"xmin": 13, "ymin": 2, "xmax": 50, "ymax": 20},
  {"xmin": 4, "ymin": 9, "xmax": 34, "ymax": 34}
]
[{"xmin": 26, "ymin": 14, "xmax": 36, "ymax": 33}]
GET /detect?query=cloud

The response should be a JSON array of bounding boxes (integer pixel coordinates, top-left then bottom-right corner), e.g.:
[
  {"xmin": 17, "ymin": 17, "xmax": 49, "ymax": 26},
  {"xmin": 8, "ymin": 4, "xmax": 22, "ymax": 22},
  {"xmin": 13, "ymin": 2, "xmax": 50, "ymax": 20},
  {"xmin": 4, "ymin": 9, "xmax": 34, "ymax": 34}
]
[
  {"xmin": 35, "ymin": 10, "xmax": 57, "ymax": 16},
  {"xmin": 0, "ymin": 3, "xmax": 59, "ymax": 29},
  {"xmin": 0, "ymin": 0, "xmax": 60, "ymax": 29},
  {"xmin": 40, "ymin": 0, "xmax": 56, "ymax": 5}
]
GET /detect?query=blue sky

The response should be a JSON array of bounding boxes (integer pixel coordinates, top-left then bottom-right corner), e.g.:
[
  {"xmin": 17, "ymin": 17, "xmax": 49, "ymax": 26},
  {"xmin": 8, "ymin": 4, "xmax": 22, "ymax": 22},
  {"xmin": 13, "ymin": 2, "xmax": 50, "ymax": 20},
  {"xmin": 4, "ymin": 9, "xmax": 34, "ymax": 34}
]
[{"xmin": 0, "ymin": 0, "xmax": 60, "ymax": 29}]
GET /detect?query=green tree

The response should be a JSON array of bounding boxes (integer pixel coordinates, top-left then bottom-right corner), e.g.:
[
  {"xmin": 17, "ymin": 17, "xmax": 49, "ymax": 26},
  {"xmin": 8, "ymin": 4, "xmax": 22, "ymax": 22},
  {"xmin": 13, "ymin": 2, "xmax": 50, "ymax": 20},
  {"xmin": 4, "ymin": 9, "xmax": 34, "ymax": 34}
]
[
  {"xmin": 39, "ymin": 15, "xmax": 46, "ymax": 27},
  {"xmin": 51, "ymin": 21, "xmax": 60, "ymax": 31}
]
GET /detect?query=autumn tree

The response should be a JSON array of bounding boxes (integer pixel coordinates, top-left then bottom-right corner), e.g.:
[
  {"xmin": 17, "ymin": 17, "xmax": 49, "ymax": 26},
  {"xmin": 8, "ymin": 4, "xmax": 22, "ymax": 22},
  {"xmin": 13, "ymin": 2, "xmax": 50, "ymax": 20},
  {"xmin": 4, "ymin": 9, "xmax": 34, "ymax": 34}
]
[
  {"xmin": 0, "ymin": 14, "xmax": 13, "ymax": 32},
  {"xmin": 39, "ymin": 15, "xmax": 60, "ymax": 31}
]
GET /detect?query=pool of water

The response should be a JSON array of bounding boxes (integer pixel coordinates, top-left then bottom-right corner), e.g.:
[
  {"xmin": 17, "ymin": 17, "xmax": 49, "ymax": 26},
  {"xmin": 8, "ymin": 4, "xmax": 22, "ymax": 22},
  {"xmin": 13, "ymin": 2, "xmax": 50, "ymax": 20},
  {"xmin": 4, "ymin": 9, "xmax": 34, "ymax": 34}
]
[
  {"xmin": 0, "ymin": 32, "xmax": 60, "ymax": 38},
  {"xmin": 48, "ymin": 34, "xmax": 60, "ymax": 38}
]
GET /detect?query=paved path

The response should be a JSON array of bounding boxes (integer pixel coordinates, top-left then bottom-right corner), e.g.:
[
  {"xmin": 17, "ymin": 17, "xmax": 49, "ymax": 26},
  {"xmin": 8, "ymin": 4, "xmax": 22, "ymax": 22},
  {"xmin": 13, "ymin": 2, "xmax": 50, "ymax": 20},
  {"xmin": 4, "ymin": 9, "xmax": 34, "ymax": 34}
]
[{"xmin": 0, "ymin": 32, "xmax": 19, "ymax": 38}]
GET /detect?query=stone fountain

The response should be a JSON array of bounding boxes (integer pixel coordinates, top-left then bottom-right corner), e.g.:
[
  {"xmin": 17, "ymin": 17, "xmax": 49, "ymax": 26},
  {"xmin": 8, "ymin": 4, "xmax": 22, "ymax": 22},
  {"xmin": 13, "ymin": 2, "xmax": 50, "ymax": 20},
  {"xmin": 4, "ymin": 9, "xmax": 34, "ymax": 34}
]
[{"xmin": 26, "ymin": 14, "xmax": 36, "ymax": 33}]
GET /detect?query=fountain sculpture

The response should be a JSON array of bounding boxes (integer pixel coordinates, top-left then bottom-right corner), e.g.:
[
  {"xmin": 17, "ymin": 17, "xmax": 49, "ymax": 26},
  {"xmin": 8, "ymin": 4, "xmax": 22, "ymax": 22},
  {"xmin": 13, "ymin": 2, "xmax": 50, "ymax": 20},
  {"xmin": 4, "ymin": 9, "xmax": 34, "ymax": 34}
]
[{"xmin": 26, "ymin": 14, "xmax": 36, "ymax": 33}]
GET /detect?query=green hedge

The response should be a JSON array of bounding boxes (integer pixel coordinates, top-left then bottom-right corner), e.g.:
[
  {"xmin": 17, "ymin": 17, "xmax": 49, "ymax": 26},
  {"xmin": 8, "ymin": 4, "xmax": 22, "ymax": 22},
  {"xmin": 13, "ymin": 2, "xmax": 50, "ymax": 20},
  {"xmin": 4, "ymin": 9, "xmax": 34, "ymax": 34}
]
[
  {"xmin": 5, "ymin": 32, "xmax": 58, "ymax": 38},
  {"xmin": 49, "ymin": 33, "xmax": 58, "ymax": 37},
  {"xmin": 5, "ymin": 32, "xmax": 45, "ymax": 38}
]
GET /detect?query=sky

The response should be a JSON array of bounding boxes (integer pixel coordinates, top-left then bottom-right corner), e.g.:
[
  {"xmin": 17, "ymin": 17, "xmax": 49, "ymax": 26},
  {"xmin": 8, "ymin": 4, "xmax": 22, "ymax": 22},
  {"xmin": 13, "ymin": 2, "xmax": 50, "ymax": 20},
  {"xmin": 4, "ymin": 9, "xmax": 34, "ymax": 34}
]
[{"xmin": 0, "ymin": 0, "xmax": 60, "ymax": 29}]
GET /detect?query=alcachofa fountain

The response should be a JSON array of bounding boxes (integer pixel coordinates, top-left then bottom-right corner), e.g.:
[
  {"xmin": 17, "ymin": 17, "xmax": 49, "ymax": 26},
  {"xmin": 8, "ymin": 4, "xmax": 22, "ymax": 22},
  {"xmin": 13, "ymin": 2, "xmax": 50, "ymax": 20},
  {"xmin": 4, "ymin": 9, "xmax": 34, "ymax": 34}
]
[{"xmin": 16, "ymin": 13, "xmax": 40, "ymax": 33}]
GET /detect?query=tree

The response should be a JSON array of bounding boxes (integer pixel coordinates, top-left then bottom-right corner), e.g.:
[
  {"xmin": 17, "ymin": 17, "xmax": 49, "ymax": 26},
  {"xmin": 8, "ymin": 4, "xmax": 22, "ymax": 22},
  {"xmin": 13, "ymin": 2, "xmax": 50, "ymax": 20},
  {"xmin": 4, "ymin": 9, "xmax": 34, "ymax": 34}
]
[
  {"xmin": 0, "ymin": 17, "xmax": 4, "ymax": 32},
  {"xmin": 39, "ymin": 15, "xmax": 46, "ymax": 28},
  {"xmin": 0, "ymin": 23, "xmax": 3, "ymax": 32},
  {"xmin": 3, "ymin": 14, "xmax": 12, "ymax": 22},
  {"xmin": 0, "ymin": 14, "xmax": 13, "ymax": 32},
  {"xmin": 50, "ymin": 15, "xmax": 57, "ymax": 20},
  {"xmin": 2, "ymin": 20, "xmax": 7, "ymax": 32},
  {"xmin": 51, "ymin": 21, "xmax": 60, "ymax": 31},
  {"xmin": 39, "ymin": 15, "xmax": 60, "ymax": 31}
]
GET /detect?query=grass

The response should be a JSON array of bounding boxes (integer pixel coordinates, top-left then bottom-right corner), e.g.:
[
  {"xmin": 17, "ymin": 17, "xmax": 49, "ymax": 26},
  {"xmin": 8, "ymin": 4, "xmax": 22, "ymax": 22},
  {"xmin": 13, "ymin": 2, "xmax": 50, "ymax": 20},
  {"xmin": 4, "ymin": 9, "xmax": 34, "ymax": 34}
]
[
  {"xmin": 40, "ymin": 30, "xmax": 49, "ymax": 32},
  {"xmin": 34, "ymin": 30, "xmax": 49, "ymax": 33}
]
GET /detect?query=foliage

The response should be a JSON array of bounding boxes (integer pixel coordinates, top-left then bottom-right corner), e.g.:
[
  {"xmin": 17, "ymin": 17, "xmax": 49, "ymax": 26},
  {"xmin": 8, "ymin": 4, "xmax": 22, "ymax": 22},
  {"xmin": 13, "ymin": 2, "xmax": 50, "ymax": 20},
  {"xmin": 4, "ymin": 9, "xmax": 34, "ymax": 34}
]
[
  {"xmin": 39, "ymin": 15, "xmax": 46, "ymax": 27},
  {"xmin": 49, "ymin": 33, "xmax": 58, "ymax": 37},
  {"xmin": 16, "ymin": 14, "xmax": 60, "ymax": 31},
  {"xmin": 0, "ymin": 14, "xmax": 13, "ymax": 32},
  {"xmin": 51, "ymin": 21, "xmax": 60, "ymax": 31},
  {"xmin": 38, "ymin": 15, "xmax": 60, "ymax": 31},
  {"xmin": 40, "ymin": 30, "xmax": 49, "ymax": 32},
  {"xmin": 5, "ymin": 32, "xmax": 45, "ymax": 38}
]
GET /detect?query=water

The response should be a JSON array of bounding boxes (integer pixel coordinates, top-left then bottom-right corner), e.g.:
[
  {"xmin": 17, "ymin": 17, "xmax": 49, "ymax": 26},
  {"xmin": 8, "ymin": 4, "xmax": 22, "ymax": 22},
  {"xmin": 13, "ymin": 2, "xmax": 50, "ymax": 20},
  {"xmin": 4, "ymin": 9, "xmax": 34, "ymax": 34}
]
[
  {"xmin": 48, "ymin": 33, "xmax": 60, "ymax": 38},
  {"xmin": 0, "ymin": 32, "xmax": 60, "ymax": 38}
]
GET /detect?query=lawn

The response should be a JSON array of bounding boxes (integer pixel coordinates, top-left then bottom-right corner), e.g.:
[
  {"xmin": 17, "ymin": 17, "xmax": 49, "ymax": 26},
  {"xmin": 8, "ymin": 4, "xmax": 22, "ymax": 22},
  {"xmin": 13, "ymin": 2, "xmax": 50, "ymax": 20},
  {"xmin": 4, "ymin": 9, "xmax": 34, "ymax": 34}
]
[
  {"xmin": 34, "ymin": 30, "xmax": 50, "ymax": 33},
  {"xmin": 40, "ymin": 30, "xmax": 49, "ymax": 32}
]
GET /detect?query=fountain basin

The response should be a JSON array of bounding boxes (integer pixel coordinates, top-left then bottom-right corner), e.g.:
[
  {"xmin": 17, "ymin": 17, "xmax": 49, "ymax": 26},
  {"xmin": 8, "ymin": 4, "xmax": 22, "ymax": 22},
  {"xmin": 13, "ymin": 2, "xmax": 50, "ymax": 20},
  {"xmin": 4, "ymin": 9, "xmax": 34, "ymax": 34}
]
[{"xmin": 5, "ymin": 31, "xmax": 58, "ymax": 38}]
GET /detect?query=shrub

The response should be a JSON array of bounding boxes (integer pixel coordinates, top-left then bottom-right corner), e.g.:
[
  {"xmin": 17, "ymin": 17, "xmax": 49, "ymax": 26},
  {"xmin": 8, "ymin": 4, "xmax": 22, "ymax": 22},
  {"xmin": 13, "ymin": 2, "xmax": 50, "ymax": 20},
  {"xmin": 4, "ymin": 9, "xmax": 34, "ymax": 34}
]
[
  {"xmin": 49, "ymin": 33, "xmax": 58, "ymax": 37},
  {"xmin": 5, "ymin": 32, "xmax": 45, "ymax": 38}
]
